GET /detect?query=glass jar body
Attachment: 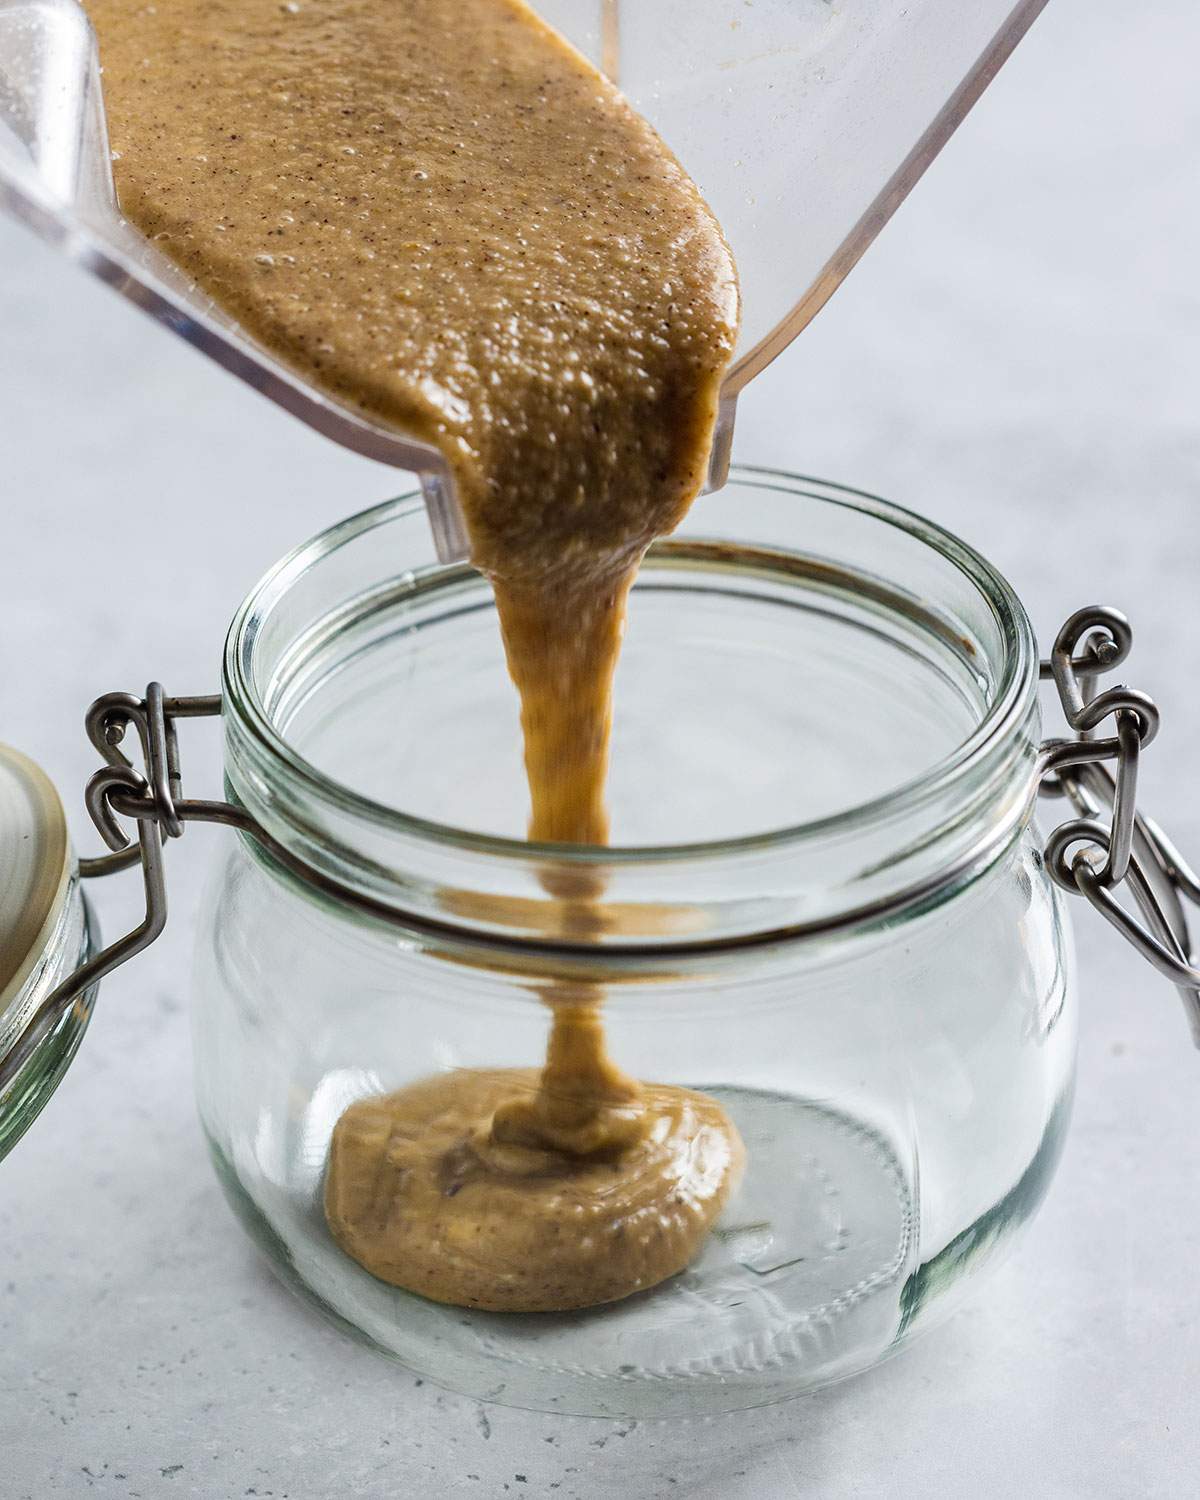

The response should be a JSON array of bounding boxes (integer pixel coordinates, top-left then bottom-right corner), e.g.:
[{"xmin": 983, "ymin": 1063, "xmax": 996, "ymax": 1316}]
[
  {"xmin": 194, "ymin": 825, "xmax": 1073, "ymax": 1418},
  {"xmin": 192, "ymin": 470, "xmax": 1074, "ymax": 1417}
]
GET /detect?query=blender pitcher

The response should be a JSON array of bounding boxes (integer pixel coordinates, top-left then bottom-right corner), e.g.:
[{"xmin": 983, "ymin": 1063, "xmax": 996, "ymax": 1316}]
[{"xmin": 0, "ymin": 0, "xmax": 1050, "ymax": 561}]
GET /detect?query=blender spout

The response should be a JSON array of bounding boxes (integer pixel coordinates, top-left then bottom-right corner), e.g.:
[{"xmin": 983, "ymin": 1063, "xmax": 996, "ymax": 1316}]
[
  {"xmin": 703, "ymin": 391, "xmax": 736, "ymax": 500},
  {"xmin": 420, "ymin": 467, "xmax": 471, "ymax": 567}
]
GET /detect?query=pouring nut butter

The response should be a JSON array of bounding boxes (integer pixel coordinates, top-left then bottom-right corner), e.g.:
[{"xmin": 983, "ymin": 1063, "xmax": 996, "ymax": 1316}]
[{"xmin": 88, "ymin": 0, "xmax": 744, "ymax": 1311}]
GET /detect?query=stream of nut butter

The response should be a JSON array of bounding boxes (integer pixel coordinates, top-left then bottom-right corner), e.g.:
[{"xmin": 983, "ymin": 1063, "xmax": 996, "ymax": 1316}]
[{"xmin": 90, "ymin": 0, "xmax": 744, "ymax": 1312}]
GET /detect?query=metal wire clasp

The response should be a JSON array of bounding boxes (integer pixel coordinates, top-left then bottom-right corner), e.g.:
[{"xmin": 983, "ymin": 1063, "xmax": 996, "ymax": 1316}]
[
  {"xmin": 0, "ymin": 686, "xmax": 223, "ymax": 1093},
  {"xmin": 1038, "ymin": 608, "xmax": 1200, "ymax": 1046}
]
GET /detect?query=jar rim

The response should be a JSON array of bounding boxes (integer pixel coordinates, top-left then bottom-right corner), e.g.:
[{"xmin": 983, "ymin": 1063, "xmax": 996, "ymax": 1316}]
[{"xmin": 224, "ymin": 467, "xmax": 1038, "ymax": 870}]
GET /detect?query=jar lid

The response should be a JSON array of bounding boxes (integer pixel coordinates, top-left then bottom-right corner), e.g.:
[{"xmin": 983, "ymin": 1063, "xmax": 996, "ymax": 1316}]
[{"xmin": 0, "ymin": 744, "xmax": 71, "ymax": 1009}]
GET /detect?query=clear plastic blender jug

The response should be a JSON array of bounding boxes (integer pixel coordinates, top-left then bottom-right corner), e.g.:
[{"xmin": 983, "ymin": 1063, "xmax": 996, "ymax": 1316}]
[{"xmin": 0, "ymin": 0, "xmax": 1049, "ymax": 560}]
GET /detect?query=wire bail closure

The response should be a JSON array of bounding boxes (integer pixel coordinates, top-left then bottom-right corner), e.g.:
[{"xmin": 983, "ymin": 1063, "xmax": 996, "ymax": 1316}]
[
  {"xmin": 0, "ymin": 687, "xmax": 223, "ymax": 1093},
  {"xmin": 5, "ymin": 608, "xmax": 1200, "ymax": 1100},
  {"xmin": 1037, "ymin": 607, "xmax": 1200, "ymax": 1047}
]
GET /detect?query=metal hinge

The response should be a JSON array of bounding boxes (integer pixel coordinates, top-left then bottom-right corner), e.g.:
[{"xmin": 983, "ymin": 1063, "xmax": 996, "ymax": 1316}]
[
  {"xmin": 0, "ymin": 686, "xmax": 244, "ymax": 1092},
  {"xmin": 1038, "ymin": 606, "xmax": 1200, "ymax": 1046}
]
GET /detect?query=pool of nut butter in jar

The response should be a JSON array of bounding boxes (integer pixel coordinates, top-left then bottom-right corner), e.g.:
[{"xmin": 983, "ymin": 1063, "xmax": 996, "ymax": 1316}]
[{"xmin": 88, "ymin": 0, "xmax": 743, "ymax": 1312}]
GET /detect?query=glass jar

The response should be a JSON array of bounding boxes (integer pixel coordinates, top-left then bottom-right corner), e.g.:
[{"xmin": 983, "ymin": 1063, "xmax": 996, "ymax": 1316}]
[{"xmin": 192, "ymin": 470, "xmax": 1074, "ymax": 1418}]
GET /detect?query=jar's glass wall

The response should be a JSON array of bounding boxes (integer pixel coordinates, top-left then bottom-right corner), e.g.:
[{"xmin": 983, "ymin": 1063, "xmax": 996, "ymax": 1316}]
[
  {"xmin": 223, "ymin": 475, "xmax": 1040, "ymax": 947},
  {"xmin": 194, "ymin": 828, "xmax": 1072, "ymax": 1417},
  {"xmin": 196, "ymin": 472, "xmax": 1074, "ymax": 1417}
]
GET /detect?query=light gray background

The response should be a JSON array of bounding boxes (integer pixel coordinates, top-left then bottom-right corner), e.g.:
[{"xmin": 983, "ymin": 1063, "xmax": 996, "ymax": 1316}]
[{"xmin": 2, "ymin": 0, "xmax": 1198, "ymax": 1494}]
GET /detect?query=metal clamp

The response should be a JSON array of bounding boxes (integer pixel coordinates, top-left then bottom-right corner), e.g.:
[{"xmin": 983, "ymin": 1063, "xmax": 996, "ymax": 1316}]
[
  {"xmin": 0, "ymin": 686, "xmax": 229, "ymax": 1093},
  {"xmin": 1038, "ymin": 607, "xmax": 1200, "ymax": 1046}
]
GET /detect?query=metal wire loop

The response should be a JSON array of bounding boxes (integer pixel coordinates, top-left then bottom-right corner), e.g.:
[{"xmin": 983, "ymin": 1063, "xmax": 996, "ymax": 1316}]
[
  {"xmin": 84, "ymin": 762, "xmax": 151, "ymax": 853},
  {"xmin": 1038, "ymin": 608, "xmax": 1200, "ymax": 1046},
  {"xmin": 1044, "ymin": 817, "xmax": 1110, "ymax": 892},
  {"xmin": 1037, "ymin": 734, "xmax": 1124, "ymax": 799},
  {"xmin": 1047, "ymin": 605, "xmax": 1133, "ymax": 711},
  {"xmin": 1074, "ymin": 688, "xmax": 1159, "ymax": 747},
  {"xmin": 82, "ymin": 684, "xmax": 185, "ymax": 840},
  {"xmin": 0, "ymin": 686, "xmax": 221, "ymax": 1096}
]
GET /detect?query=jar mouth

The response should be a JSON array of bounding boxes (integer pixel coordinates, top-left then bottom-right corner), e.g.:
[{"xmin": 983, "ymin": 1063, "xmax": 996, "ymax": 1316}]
[{"xmin": 222, "ymin": 469, "xmax": 1040, "ymax": 948}]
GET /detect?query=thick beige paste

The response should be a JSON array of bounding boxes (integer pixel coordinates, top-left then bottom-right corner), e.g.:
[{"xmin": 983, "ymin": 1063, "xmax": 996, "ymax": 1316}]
[
  {"xmin": 324, "ymin": 1066, "xmax": 741, "ymax": 1313},
  {"xmin": 89, "ymin": 0, "xmax": 742, "ymax": 1311}
]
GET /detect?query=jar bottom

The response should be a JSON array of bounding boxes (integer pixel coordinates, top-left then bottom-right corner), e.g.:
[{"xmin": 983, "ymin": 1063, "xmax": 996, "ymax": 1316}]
[{"xmin": 201, "ymin": 1082, "xmax": 1066, "ymax": 1419}]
